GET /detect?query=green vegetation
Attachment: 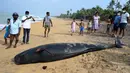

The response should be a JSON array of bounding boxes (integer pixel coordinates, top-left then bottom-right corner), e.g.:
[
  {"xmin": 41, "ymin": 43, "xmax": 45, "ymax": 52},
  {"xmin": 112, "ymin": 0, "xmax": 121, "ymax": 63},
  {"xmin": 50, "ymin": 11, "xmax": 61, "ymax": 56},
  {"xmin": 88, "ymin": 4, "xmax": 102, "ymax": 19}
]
[{"xmin": 58, "ymin": 0, "xmax": 130, "ymax": 21}]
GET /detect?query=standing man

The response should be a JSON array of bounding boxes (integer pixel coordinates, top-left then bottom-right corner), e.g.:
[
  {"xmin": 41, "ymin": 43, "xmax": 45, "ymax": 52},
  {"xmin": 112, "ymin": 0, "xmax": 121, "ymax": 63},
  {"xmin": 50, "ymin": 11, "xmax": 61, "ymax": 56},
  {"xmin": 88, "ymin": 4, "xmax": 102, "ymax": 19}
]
[
  {"xmin": 22, "ymin": 11, "xmax": 35, "ymax": 44},
  {"xmin": 6, "ymin": 13, "xmax": 21, "ymax": 49},
  {"xmin": 117, "ymin": 7, "xmax": 129, "ymax": 38},
  {"xmin": 113, "ymin": 11, "xmax": 121, "ymax": 37},
  {"xmin": 43, "ymin": 12, "xmax": 53, "ymax": 37}
]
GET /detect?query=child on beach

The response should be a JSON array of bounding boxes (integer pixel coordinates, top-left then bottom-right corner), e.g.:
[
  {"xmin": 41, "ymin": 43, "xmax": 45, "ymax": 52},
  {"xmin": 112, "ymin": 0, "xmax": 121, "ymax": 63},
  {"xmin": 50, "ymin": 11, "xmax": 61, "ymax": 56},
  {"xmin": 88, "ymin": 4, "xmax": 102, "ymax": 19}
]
[
  {"xmin": 71, "ymin": 18, "xmax": 78, "ymax": 36},
  {"xmin": 87, "ymin": 19, "xmax": 92, "ymax": 33},
  {"xmin": 106, "ymin": 18, "xmax": 111, "ymax": 34},
  {"xmin": 79, "ymin": 19, "xmax": 85, "ymax": 36},
  {"xmin": 0, "ymin": 18, "xmax": 10, "ymax": 45}
]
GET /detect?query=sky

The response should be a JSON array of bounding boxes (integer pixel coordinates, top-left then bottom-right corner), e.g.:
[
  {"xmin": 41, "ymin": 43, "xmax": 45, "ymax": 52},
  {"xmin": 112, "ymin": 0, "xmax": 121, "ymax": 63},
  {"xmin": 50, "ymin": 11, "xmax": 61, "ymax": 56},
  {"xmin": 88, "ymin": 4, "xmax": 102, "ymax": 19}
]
[{"xmin": 0, "ymin": 0, "xmax": 127, "ymax": 17}]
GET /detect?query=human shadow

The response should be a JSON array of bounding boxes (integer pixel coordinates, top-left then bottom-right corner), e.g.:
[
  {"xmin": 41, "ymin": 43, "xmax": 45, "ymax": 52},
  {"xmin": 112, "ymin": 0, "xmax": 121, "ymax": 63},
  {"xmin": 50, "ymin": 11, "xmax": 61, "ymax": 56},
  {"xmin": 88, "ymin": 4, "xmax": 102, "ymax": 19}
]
[
  {"xmin": 55, "ymin": 33, "xmax": 71, "ymax": 36},
  {"xmin": 89, "ymin": 32, "xmax": 112, "ymax": 38},
  {"xmin": 31, "ymin": 34, "xmax": 44, "ymax": 38}
]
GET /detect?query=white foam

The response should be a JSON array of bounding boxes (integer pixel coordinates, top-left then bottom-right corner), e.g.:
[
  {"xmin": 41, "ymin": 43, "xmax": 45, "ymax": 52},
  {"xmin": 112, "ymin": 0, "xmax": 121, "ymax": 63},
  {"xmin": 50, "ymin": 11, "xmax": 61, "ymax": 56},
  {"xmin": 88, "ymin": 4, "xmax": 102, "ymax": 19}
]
[{"xmin": 0, "ymin": 24, "xmax": 6, "ymax": 30}]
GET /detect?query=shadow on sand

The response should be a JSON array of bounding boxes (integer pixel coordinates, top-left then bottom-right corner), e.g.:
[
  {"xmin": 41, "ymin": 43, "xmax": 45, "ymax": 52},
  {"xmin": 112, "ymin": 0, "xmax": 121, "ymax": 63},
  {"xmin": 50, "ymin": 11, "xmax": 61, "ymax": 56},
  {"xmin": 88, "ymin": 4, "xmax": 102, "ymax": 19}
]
[{"xmin": 31, "ymin": 34, "xmax": 44, "ymax": 38}]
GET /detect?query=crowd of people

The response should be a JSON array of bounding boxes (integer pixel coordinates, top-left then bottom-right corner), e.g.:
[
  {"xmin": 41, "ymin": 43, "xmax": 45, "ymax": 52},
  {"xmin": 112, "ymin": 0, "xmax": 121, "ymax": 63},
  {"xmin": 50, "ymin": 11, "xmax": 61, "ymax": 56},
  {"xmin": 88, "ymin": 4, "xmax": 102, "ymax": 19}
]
[
  {"xmin": 0, "ymin": 11, "xmax": 53, "ymax": 49},
  {"xmin": 0, "ymin": 7, "xmax": 129, "ymax": 49},
  {"xmin": 70, "ymin": 7, "xmax": 129, "ymax": 40},
  {"xmin": 70, "ymin": 12, "xmax": 100, "ymax": 36}
]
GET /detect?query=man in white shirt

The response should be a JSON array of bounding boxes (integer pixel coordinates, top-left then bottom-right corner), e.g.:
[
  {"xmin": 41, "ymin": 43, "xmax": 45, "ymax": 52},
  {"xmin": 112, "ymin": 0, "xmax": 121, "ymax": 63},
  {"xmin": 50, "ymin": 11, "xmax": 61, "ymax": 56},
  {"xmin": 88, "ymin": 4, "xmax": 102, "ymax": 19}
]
[
  {"xmin": 6, "ymin": 13, "xmax": 21, "ymax": 49},
  {"xmin": 43, "ymin": 12, "xmax": 53, "ymax": 37},
  {"xmin": 118, "ymin": 7, "xmax": 129, "ymax": 38},
  {"xmin": 22, "ymin": 11, "xmax": 35, "ymax": 44}
]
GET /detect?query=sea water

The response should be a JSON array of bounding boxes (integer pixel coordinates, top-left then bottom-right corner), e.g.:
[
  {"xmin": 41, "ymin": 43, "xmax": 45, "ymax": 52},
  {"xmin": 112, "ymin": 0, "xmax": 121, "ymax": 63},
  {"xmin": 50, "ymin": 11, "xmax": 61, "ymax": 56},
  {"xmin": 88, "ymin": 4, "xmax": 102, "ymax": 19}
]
[{"xmin": 0, "ymin": 13, "xmax": 11, "ymax": 30}]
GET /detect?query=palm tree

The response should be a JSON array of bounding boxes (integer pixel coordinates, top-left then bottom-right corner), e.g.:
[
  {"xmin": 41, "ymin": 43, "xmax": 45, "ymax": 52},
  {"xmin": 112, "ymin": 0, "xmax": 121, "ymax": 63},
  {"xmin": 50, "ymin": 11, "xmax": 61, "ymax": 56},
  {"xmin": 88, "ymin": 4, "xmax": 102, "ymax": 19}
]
[
  {"xmin": 67, "ymin": 10, "xmax": 70, "ymax": 18},
  {"xmin": 70, "ymin": 9, "xmax": 72, "ymax": 17},
  {"xmin": 116, "ymin": 1, "xmax": 122, "ymax": 11},
  {"xmin": 107, "ymin": 0, "xmax": 115, "ymax": 10}
]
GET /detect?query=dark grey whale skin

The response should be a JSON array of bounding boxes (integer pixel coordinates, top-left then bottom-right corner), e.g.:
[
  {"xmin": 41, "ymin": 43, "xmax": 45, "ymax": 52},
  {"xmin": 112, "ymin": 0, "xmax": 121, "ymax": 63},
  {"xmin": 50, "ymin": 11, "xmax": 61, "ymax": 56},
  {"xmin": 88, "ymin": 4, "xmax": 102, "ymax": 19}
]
[{"xmin": 14, "ymin": 43, "xmax": 114, "ymax": 65}]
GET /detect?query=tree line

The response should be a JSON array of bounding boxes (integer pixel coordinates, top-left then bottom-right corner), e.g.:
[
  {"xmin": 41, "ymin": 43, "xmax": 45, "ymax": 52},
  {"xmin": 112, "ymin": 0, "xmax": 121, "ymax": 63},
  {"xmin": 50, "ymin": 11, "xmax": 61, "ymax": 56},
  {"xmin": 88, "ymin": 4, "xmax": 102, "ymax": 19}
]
[{"xmin": 58, "ymin": 0, "xmax": 130, "ymax": 21}]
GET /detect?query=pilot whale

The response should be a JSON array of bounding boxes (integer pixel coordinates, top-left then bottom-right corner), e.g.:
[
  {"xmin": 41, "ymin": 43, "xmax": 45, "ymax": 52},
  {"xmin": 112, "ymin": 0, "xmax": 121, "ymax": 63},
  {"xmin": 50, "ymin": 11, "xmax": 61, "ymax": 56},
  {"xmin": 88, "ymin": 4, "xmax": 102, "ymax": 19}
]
[{"xmin": 14, "ymin": 43, "xmax": 115, "ymax": 65}]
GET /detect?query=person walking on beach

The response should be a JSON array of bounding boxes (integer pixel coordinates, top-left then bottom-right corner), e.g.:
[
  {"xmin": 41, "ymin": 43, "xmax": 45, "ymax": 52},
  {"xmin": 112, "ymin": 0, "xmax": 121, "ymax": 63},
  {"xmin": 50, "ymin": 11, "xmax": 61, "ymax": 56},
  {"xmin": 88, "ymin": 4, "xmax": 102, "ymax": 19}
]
[
  {"xmin": 43, "ymin": 12, "xmax": 53, "ymax": 37},
  {"xmin": 71, "ymin": 18, "xmax": 78, "ymax": 36},
  {"xmin": 79, "ymin": 19, "xmax": 85, "ymax": 36},
  {"xmin": 6, "ymin": 13, "xmax": 21, "ymax": 49},
  {"xmin": 92, "ymin": 12, "xmax": 100, "ymax": 32},
  {"xmin": 117, "ymin": 7, "xmax": 129, "ymax": 38},
  {"xmin": 22, "ymin": 11, "xmax": 35, "ymax": 44},
  {"xmin": 113, "ymin": 11, "xmax": 121, "ymax": 37},
  {"xmin": 0, "ymin": 18, "xmax": 10, "ymax": 45}
]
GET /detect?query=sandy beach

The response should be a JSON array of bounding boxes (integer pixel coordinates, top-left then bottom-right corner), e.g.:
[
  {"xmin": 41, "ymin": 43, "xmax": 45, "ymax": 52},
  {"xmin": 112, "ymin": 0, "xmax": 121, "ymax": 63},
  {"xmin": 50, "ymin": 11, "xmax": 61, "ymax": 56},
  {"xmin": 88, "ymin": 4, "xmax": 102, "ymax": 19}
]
[{"xmin": 0, "ymin": 18, "xmax": 130, "ymax": 73}]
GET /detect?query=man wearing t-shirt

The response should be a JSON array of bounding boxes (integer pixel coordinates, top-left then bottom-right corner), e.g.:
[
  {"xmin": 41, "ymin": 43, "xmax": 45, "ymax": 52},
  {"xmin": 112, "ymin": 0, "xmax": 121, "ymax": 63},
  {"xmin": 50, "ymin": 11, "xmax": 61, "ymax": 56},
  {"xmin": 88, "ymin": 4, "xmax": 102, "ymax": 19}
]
[
  {"xmin": 43, "ymin": 12, "xmax": 53, "ymax": 37},
  {"xmin": 6, "ymin": 13, "xmax": 21, "ymax": 49},
  {"xmin": 118, "ymin": 7, "xmax": 129, "ymax": 38},
  {"xmin": 22, "ymin": 11, "xmax": 35, "ymax": 44}
]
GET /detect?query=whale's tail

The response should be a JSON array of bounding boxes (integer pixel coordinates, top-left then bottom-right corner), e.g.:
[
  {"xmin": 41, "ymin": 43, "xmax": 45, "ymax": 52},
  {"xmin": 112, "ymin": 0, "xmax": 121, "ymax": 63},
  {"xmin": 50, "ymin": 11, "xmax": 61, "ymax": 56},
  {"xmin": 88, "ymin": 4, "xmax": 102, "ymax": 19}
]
[{"xmin": 115, "ymin": 37, "xmax": 123, "ymax": 48}]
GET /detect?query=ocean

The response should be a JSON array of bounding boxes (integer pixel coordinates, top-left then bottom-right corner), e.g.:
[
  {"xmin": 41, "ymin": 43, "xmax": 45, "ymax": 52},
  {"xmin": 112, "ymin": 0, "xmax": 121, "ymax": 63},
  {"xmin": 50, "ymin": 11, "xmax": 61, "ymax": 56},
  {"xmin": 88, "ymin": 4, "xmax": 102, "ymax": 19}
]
[{"xmin": 0, "ymin": 12, "xmax": 12, "ymax": 30}]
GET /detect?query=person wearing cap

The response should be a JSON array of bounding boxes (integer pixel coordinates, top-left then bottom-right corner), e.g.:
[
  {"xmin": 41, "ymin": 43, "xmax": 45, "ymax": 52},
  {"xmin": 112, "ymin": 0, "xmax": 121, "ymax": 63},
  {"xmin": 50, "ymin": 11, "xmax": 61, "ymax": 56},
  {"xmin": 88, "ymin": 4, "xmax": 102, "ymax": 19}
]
[
  {"xmin": 21, "ymin": 11, "xmax": 35, "ymax": 44},
  {"xmin": 6, "ymin": 13, "xmax": 21, "ymax": 49},
  {"xmin": 117, "ymin": 7, "xmax": 129, "ymax": 38}
]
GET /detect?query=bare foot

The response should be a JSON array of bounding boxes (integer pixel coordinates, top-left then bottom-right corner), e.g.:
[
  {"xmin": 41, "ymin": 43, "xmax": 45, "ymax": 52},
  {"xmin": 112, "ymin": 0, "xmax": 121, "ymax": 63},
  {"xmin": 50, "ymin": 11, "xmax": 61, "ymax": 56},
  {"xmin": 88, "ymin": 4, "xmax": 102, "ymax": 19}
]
[
  {"xmin": 26, "ymin": 42, "xmax": 29, "ymax": 44},
  {"xmin": 14, "ymin": 45, "xmax": 17, "ymax": 48},
  {"xmin": 44, "ymin": 35, "xmax": 46, "ymax": 38},
  {"xmin": 2, "ymin": 43, "xmax": 7, "ymax": 45},
  {"xmin": 6, "ymin": 46, "xmax": 11, "ymax": 49},
  {"xmin": 47, "ymin": 34, "xmax": 49, "ymax": 37},
  {"xmin": 21, "ymin": 43, "xmax": 25, "ymax": 45}
]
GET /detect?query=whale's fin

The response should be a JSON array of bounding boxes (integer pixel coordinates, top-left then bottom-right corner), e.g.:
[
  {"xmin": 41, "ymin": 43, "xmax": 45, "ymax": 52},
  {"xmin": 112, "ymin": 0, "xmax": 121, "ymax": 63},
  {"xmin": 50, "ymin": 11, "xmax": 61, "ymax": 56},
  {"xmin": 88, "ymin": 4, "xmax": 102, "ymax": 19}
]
[{"xmin": 36, "ymin": 48, "xmax": 54, "ymax": 56}]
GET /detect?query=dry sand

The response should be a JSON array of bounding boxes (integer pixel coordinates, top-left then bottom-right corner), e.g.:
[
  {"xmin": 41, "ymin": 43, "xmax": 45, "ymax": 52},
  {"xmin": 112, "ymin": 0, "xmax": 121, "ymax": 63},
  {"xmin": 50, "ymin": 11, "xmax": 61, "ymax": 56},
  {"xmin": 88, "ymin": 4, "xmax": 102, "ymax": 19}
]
[{"xmin": 0, "ymin": 18, "xmax": 130, "ymax": 73}]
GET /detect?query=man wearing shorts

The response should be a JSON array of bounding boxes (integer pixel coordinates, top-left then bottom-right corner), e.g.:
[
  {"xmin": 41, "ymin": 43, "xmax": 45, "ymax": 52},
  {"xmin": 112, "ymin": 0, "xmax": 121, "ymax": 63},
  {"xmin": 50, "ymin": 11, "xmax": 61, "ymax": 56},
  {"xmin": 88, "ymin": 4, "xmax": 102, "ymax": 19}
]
[
  {"xmin": 43, "ymin": 12, "xmax": 53, "ymax": 37},
  {"xmin": 6, "ymin": 13, "xmax": 21, "ymax": 49},
  {"xmin": 118, "ymin": 7, "xmax": 129, "ymax": 38}
]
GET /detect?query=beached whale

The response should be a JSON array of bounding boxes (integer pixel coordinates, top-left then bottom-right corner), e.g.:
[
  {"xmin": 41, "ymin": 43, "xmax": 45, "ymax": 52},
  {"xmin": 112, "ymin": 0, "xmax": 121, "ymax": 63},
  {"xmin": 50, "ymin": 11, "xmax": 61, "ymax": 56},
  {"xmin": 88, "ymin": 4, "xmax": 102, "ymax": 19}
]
[{"xmin": 14, "ymin": 43, "xmax": 115, "ymax": 65}]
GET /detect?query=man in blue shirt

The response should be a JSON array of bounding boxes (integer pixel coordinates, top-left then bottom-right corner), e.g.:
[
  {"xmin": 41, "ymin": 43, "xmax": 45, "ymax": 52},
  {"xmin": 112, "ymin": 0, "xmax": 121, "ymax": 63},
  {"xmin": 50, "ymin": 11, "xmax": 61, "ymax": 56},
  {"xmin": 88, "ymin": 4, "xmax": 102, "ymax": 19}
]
[
  {"xmin": 113, "ymin": 11, "xmax": 121, "ymax": 37},
  {"xmin": 6, "ymin": 13, "xmax": 21, "ymax": 49}
]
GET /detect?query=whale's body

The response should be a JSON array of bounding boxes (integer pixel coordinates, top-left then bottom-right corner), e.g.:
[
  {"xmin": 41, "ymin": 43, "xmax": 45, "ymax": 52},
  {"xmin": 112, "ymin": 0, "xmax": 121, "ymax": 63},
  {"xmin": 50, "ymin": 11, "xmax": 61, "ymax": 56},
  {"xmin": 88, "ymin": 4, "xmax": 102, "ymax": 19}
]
[{"xmin": 14, "ymin": 43, "xmax": 115, "ymax": 65}]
